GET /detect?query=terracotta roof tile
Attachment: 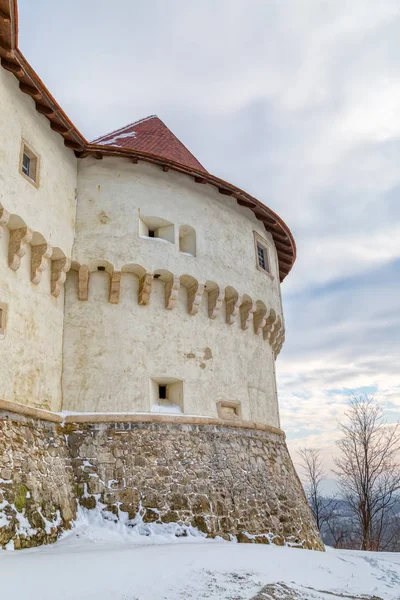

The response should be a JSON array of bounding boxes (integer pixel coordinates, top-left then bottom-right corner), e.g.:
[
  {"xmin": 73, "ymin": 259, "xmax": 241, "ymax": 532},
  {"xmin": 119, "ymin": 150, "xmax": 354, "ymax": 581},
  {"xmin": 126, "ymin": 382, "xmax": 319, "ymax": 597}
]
[{"xmin": 92, "ymin": 115, "xmax": 207, "ymax": 173}]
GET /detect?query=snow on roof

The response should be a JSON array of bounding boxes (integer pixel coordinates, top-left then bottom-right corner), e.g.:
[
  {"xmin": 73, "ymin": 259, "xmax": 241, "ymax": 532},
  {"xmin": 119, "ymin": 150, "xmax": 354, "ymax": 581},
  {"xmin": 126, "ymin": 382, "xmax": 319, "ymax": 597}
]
[{"xmin": 92, "ymin": 115, "xmax": 207, "ymax": 173}]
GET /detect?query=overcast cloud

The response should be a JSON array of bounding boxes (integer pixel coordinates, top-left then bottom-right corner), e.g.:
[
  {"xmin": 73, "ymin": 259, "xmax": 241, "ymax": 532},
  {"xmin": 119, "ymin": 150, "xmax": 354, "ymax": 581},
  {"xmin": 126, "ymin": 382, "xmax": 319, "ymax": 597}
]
[{"xmin": 18, "ymin": 0, "xmax": 400, "ymax": 481}]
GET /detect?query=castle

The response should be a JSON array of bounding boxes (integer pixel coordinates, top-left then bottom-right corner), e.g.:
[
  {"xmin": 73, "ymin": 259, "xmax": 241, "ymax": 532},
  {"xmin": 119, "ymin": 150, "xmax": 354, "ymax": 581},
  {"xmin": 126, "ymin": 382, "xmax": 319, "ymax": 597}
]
[{"xmin": 0, "ymin": 0, "xmax": 323, "ymax": 550}]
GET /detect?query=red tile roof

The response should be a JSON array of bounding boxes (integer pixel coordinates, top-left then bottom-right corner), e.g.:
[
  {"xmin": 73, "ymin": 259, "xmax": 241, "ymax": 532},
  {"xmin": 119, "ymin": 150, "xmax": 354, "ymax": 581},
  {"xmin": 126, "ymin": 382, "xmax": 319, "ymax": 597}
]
[{"xmin": 92, "ymin": 115, "xmax": 207, "ymax": 173}]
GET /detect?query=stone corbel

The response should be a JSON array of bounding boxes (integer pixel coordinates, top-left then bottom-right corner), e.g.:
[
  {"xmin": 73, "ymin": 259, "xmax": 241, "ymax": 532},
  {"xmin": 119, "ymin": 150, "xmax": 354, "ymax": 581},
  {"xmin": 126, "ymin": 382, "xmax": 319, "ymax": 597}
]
[
  {"xmin": 31, "ymin": 243, "xmax": 53, "ymax": 284},
  {"xmin": 78, "ymin": 265, "xmax": 89, "ymax": 301},
  {"xmin": 253, "ymin": 308, "xmax": 267, "ymax": 335},
  {"xmin": 51, "ymin": 257, "xmax": 71, "ymax": 297},
  {"xmin": 208, "ymin": 288, "xmax": 224, "ymax": 319},
  {"xmin": 165, "ymin": 276, "xmax": 180, "ymax": 309},
  {"xmin": 8, "ymin": 227, "xmax": 33, "ymax": 271},
  {"xmin": 225, "ymin": 294, "xmax": 240, "ymax": 325},
  {"xmin": 263, "ymin": 310, "xmax": 277, "ymax": 342},
  {"xmin": 138, "ymin": 272, "xmax": 153, "ymax": 305},
  {"xmin": 271, "ymin": 322, "xmax": 284, "ymax": 352},
  {"xmin": 109, "ymin": 271, "xmax": 121, "ymax": 304},
  {"xmin": 269, "ymin": 316, "xmax": 282, "ymax": 348},
  {"xmin": 0, "ymin": 205, "xmax": 10, "ymax": 237},
  {"xmin": 273, "ymin": 330, "xmax": 285, "ymax": 357},
  {"xmin": 240, "ymin": 299, "xmax": 257, "ymax": 330},
  {"xmin": 187, "ymin": 282, "xmax": 204, "ymax": 315}
]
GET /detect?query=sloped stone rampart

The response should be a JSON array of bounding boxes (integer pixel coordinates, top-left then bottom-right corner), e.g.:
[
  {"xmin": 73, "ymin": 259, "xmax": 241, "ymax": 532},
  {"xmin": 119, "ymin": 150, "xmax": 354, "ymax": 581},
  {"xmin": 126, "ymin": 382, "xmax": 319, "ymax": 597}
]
[
  {"xmin": 0, "ymin": 408, "xmax": 323, "ymax": 551},
  {"xmin": 0, "ymin": 409, "xmax": 76, "ymax": 549},
  {"xmin": 67, "ymin": 421, "xmax": 323, "ymax": 550}
]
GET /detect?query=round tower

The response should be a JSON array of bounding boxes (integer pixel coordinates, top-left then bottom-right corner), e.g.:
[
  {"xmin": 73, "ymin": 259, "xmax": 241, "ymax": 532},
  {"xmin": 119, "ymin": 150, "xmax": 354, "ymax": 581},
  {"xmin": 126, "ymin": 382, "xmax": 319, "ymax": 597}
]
[
  {"xmin": 62, "ymin": 116, "xmax": 288, "ymax": 425},
  {"xmin": 60, "ymin": 116, "xmax": 322, "ymax": 548}
]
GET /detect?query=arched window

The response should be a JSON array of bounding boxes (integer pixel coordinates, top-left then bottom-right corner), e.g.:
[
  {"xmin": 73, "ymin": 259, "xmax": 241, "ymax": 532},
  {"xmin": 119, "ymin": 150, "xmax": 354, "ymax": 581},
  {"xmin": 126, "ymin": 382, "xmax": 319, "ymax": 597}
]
[{"xmin": 179, "ymin": 225, "xmax": 196, "ymax": 256}]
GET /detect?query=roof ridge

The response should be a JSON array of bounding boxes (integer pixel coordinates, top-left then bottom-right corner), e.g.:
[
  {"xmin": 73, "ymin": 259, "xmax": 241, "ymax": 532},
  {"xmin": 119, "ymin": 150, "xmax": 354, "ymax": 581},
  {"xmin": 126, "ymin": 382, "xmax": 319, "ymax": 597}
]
[{"xmin": 91, "ymin": 115, "xmax": 158, "ymax": 143}]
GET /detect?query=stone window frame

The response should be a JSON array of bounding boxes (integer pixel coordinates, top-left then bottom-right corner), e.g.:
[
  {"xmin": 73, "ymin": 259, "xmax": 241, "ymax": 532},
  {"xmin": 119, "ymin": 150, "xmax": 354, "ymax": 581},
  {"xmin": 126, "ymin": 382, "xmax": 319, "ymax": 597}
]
[
  {"xmin": 216, "ymin": 400, "xmax": 242, "ymax": 421},
  {"xmin": 253, "ymin": 231, "xmax": 274, "ymax": 280},
  {"xmin": 19, "ymin": 139, "xmax": 40, "ymax": 188},
  {"xmin": 0, "ymin": 302, "xmax": 8, "ymax": 338}
]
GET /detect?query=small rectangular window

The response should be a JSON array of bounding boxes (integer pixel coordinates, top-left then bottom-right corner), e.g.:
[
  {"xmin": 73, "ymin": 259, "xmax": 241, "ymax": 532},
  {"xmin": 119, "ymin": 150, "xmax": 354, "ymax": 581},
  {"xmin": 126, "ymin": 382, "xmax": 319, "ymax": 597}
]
[
  {"xmin": 254, "ymin": 231, "xmax": 273, "ymax": 277},
  {"xmin": 257, "ymin": 244, "xmax": 267, "ymax": 270},
  {"xmin": 22, "ymin": 153, "xmax": 31, "ymax": 176},
  {"xmin": 20, "ymin": 142, "xmax": 39, "ymax": 185},
  {"xmin": 159, "ymin": 385, "xmax": 167, "ymax": 399},
  {"xmin": 148, "ymin": 230, "xmax": 155, "ymax": 238}
]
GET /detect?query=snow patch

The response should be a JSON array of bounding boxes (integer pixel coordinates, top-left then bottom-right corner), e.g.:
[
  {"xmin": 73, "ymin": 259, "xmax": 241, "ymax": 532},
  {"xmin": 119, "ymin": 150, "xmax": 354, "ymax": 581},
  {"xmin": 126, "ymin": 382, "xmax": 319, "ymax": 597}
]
[{"xmin": 96, "ymin": 131, "xmax": 137, "ymax": 146}]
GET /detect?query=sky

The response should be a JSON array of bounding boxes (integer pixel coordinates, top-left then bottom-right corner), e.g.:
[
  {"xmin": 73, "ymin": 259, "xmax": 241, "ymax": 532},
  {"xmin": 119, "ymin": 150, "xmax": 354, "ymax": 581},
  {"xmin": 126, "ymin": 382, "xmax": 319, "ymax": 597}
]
[{"xmin": 18, "ymin": 0, "xmax": 400, "ymax": 484}]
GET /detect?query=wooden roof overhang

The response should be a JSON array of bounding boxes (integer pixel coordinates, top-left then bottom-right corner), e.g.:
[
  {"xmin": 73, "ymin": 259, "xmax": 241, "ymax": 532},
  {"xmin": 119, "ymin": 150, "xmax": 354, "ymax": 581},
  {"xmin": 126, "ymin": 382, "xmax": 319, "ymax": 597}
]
[{"xmin": 0, "ymin": 0, "xmax": 296, "ymax": 281}]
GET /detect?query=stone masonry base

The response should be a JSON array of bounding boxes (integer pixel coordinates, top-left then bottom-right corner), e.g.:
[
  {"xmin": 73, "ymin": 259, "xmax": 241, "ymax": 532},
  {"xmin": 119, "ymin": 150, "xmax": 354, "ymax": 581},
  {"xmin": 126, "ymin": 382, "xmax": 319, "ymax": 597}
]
[{"xmin": 0, "ymin": 408, "xmax": 324, "ymax": 551}]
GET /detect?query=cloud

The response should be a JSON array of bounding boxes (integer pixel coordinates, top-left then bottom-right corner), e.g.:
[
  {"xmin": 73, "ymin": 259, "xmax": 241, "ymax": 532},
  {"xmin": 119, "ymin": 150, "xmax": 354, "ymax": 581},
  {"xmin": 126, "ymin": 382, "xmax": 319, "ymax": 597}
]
[{"xmin": 17, "ymin": 0, "xmax": 400, "ymax": 476}]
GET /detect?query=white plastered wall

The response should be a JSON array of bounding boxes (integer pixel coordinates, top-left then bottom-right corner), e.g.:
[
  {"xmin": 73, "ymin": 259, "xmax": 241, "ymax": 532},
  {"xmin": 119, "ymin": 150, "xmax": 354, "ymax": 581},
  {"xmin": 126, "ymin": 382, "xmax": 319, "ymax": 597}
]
[
  {"xmin": 62, "ymin": 271, "xmax": 280, "ymax": 427},
  {"xmin": 0, "ymin": 68, "xmax": 77, "ymax": 252},
  {"xmin": 73, "ymin": 158, "xmax": 283, "ymax": 308},
  {"xmin": 0, "ymin": 229, "xmax": 66, "ymax": 410},
  {"xmin": 62, "ymin": 158, "xmax": 284, "ymax": 426},
  {"xmin": 0, "ymin": 67, "xmax": 77, "ymax": 410}
]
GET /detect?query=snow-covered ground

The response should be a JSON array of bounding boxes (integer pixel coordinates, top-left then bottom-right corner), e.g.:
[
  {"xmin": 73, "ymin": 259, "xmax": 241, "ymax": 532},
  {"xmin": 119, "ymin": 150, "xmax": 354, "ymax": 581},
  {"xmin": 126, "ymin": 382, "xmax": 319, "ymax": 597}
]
[{"xmin": 0, "ymin": 511, "xmax": 399, "ymax": 600}]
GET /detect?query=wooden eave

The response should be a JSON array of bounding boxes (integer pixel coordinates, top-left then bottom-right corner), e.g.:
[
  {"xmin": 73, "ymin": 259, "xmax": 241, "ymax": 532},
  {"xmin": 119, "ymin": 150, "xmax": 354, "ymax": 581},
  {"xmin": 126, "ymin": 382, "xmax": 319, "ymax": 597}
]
[{"xmin": 0, "ymin": 0, "xmax": 296, "ymax": 281}]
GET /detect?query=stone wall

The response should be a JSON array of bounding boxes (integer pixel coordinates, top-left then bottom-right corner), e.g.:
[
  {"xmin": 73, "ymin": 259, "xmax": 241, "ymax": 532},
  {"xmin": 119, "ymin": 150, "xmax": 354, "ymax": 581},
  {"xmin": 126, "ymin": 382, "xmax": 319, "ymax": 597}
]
[
  {"xmin": 67, "ymin": 421, "xmax": 323, "ymax": 550},
  {"xmin": 0, "ymin": 407, "xmax": 323, "ymax": 551},
  {"xmin": 0, "ymin": 408, "xmax": 76, "ymax": 549}
]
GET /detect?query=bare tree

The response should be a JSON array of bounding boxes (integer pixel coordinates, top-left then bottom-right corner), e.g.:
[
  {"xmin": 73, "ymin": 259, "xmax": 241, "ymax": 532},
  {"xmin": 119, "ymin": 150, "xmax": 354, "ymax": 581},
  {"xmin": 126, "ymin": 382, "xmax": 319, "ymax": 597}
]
[
  {"xmin": 297, "ymin": 447, "xmax": 336, "ymax": 532},
  {"xmin": 334, "ymin": 395, "xmax": 400, "ymax": 551}
]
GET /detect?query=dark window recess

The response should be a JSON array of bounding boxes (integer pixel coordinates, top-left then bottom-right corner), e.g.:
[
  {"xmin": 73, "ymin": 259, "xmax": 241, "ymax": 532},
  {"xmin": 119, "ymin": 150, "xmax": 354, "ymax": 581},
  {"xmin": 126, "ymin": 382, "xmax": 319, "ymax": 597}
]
[
  {"xmin": 22, "ymin": 153, "xmax": 31, "ymax": 177},
  {"xmin": 159, "ymin": 385, "xmax": 167, "ymax": 399},
  {"xmin": 148, "ymin": 230, "xmax": 155, "ymax": 238},
  {"xmin": 97, "ymin": 266, "xmax": 106, "ymax": 271},
  {"xmin": 257, "ymin": 244, "xmax": 268, "ymax": 271}
]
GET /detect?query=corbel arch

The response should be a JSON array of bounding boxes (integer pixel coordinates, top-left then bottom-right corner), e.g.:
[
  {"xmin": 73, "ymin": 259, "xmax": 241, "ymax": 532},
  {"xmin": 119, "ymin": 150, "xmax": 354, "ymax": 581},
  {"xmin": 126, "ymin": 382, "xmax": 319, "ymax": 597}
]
[
  {"xmin": 204, "ymin": 280, "xmax": 224, "ymax": 319},
  {"xmin": 253, "ymin": 300, "xmax": 268, "ymax": 335},
  {"xmin": 225, "ymin": 286, "xmax": 240, "ymax": 325},
  {"xmin": 180, "ymin": 274, "xmax": 204, "ymax": 315},
  {"xmin": 263, "ymin": 308, "xmax": 277, "ymax": 342},
  {"xmin": 30, "ymin": 231, "xmax": 52, "ymax": 285},
  {"xmin": 50, "ymin": 247, "xmax": 70, "ymax": 297},
  {"xmin": 122, "ymin": 263, "xmax": 153, "ymax": 305},
  {"xmin": 7, "ymin": 213, "xmax": 32, "ymax": 271},
  {"xmin": 153, "ymin": 269, "xmax": 180, "ymax": 309},
  {"xmin": 240, "ymin": 294, "xmax": 256, "ymax": 330}
]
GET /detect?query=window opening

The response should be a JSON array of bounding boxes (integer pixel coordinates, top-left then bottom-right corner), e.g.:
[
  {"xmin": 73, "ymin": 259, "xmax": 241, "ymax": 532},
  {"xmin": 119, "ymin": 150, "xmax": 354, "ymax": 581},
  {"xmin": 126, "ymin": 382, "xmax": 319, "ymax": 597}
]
[
  {"xmin": 150, "ymin": 377, "xmax": 183, "ymax": 413},
  {"xmin": 257, "ymin": 244, "xmax": 267, "ymax": 271},
  {"xmin": 22, "ymin": 153, "xmax": 31, "ymax": 177},
  {"xmin": 97, "ymin": 266, "xmax": 106, "ymax": 271},
  {"xmin": 179, "ymin": 225, "xmax": 196, "ymax": 256},
  {"xmin": 20, "ymin": 142, "xmax": 39, "ymax": 184},
  {"xmin": 138, "ymin": 216, "xmax": 175, "ymax": 243}
]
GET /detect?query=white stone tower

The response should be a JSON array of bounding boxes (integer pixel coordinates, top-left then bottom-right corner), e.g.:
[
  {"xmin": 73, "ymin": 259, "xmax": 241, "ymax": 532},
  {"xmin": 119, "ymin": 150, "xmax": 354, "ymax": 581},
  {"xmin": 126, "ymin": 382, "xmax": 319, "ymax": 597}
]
[
  {"xmin": 0, "ymin": 0, "xmax": 323, "ymax": 550},
  {"xmin": 62, "ymin": 115, "xmax": 288, "ymax": 427}
]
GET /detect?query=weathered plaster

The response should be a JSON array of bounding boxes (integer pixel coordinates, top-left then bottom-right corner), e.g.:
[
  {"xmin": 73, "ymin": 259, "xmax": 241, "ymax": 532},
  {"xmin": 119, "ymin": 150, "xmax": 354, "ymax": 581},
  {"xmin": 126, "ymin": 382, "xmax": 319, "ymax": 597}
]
[
  {"xmin": 62, "ymin": 268, "xmax": 281, "ymax": 425},
  {"xmin": 0, "ymin": 229, "xmax": 65, "ymax": 411},
  {"xmin": 74, "ymin": 158, "xmax": 283, "ymax": 309},
  {"xmin": 0, "ymin": 68, "xmax": 77, "ymax": 254},
  {"xmin": 60, "ymin": 158, "xmax": 285, "ymax": 424}
]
